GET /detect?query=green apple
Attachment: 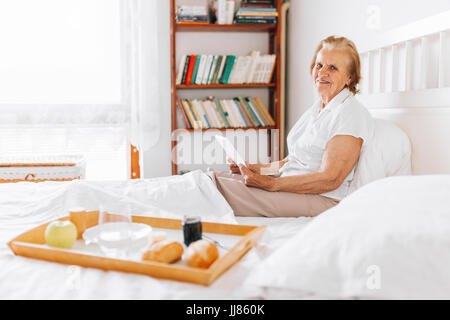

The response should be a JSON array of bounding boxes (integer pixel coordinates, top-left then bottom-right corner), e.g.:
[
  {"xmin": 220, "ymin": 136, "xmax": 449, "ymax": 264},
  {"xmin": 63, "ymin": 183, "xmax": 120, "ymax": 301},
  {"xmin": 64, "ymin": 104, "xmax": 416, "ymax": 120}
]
[{"xmin": 45, "ymin": 220, "xmax": 77, "ymax": 249}]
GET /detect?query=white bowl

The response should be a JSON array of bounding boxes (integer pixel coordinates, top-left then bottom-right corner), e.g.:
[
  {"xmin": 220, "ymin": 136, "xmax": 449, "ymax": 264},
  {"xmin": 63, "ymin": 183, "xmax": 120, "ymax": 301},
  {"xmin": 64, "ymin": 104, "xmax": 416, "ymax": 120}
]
[{"xmin": 83, "ymin": 222, "xmax": 152, "ymax": 257}]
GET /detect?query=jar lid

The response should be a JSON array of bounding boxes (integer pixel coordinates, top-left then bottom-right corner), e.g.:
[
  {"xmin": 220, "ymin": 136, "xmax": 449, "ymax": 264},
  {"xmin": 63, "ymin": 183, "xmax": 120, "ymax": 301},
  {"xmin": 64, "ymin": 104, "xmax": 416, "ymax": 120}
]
[{"xmin": 183, "ymin": 215, "xmax": 201, "ymax": 223}]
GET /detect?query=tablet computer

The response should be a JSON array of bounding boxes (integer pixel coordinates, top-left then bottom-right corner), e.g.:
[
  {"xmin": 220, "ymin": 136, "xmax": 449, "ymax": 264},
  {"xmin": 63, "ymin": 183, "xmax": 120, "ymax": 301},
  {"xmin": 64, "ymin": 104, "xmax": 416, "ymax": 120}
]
[{"xmin": 214, "ymin": 135, "xmax": 247, "ymax": 167}]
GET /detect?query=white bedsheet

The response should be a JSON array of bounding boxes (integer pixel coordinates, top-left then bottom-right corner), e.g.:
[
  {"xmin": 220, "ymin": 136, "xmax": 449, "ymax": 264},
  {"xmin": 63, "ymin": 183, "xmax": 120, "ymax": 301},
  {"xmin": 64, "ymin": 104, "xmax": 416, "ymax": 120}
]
[{"xmin": 0, "ymin": 172, "xmax": 314, "ymax": 300}]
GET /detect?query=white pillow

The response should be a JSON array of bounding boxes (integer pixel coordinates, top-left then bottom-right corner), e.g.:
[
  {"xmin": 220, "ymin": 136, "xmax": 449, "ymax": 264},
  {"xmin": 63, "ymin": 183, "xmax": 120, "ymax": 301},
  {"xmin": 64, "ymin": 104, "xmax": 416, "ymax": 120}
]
[
  {"xmin": 247, "ymin": 175, "xmax": 450, "ymax": 299},
  {"xmin": 349, "ymin": 119, "xmax": 412, "ymax": 194}
]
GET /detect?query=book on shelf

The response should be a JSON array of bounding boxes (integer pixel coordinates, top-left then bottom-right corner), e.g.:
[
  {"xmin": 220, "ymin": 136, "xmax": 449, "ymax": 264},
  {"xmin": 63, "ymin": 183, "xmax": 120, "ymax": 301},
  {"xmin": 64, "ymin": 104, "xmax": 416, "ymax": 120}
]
[
  {"xmin": 219, "ymin": 55, "xmax": 236, "ymax": 84},
  {"xmin": 191, "ymin": 56, "xmax": 201, "ymax": 85},
  {"xmin": 216, "ymin": 0, "xmax": 235, "ymax": 24},
  {"xmin": 176, "ymin": 96, "xmax": 192, "ymax": 129},
  {"xmin": 185, "ymin": 54, "xmax": 196, "ymax": 84},
  {"xmin": 176, "ymin": 51, "xmax": 276, "ymax": 85},
  {"xmin": 205, "ymin": 55, "xmax": 217, "ymax": 84},
  {"xmin": 195, "ymin": 55, "xmax": 207, "ymax": 85},
  {"xmin": 180, "ymin": 55, "xmax": 191, "ymax": 84},
  {"xmin": 176, "ymin": 5, "xmax": 210, "ymax": 23},
  {"xmin": 214, "ymin": 97, "xmax": 231, "ymax": 128},
  {"xmin": 241, "ymin": 0, "xmax": 275, "ymax": 6},
  {"xmin": 177, "ymin": 96, "xmax": 275, "ymax": 129},
  {"xmin": 176, "ymin": 54, "xmax": 187, "ymax": 85},
  {"xmin": 235, "ymin": 5, "xmax": 278, "ymax": 24}
]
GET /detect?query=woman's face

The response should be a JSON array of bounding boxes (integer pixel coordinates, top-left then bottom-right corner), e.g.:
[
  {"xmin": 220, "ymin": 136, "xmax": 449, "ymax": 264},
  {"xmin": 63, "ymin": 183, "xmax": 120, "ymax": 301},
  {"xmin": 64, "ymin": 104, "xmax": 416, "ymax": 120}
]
[{"xmin": 312, "ymin": 47, "xmax": 352, "ymax": 106}]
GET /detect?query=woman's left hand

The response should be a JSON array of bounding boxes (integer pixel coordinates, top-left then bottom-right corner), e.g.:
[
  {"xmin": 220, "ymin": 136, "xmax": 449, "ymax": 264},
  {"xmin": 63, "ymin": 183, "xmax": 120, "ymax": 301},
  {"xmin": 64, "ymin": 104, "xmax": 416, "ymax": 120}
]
[{"xmin": 239, "ymin": 162, "xmax": 277, "ymax": 192}]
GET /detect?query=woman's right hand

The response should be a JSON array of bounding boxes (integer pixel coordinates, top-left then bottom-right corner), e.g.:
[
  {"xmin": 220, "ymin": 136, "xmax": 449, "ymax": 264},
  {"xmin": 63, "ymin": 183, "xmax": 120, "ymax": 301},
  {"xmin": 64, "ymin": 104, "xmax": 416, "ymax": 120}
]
[
  {"xmin": 227, "ymin": 158, "xmax": 260, "ymax": 174},
  {"xmin": 227, "ymin": 158, "xmax": 242, "ymax": 174}
]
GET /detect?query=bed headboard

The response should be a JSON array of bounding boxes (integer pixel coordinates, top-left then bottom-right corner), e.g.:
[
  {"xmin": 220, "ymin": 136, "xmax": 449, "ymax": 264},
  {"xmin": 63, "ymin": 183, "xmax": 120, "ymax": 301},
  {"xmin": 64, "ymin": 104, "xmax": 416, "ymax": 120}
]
[{"xmin": 357, "ymin": 10, "xmax": 450, "ymax": 175}]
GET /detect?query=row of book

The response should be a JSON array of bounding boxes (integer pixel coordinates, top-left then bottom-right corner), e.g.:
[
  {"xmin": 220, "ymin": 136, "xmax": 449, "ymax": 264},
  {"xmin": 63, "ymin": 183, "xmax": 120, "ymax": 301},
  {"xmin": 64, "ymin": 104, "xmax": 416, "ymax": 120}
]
[
  {"xmin": 176, "ymin": 5, "xmax": 210, "ymax": 23},
  {"xmin": 235, "ymin": 6, "xmax": 278, "ymax": 25},
  {"xmin": 176, "ymin": 51, "xmax": 276, "ymax": 85},
  {"xmin": 177, "ymin": 96, "xmax": 275, "ymax": 129},
  {"xmin": 241, "ymin": 0, "xmax": 275, "ymax": 6}
]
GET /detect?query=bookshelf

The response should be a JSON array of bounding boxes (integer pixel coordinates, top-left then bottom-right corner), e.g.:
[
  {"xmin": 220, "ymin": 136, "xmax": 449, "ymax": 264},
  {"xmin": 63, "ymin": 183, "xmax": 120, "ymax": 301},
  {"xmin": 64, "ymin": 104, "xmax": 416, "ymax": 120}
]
[{"xmin": 170, "ymin": 0, "xmax": 282, "ymax": 175}]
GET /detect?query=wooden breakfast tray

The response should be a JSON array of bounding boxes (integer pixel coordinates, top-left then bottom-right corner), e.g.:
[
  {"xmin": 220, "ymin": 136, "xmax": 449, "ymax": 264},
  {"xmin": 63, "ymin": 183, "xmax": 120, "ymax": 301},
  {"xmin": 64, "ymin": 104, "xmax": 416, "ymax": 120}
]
[{"xmin": 8, "ymin": 210, "xmax": 266, "ymax": 286}]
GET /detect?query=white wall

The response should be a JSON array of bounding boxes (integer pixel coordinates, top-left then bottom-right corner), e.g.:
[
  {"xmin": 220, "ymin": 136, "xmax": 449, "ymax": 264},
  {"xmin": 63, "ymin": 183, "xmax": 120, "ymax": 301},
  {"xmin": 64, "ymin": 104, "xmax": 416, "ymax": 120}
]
[{"xmin": 287, "ymin": 0, "xmax": 450, "ymax": 131}]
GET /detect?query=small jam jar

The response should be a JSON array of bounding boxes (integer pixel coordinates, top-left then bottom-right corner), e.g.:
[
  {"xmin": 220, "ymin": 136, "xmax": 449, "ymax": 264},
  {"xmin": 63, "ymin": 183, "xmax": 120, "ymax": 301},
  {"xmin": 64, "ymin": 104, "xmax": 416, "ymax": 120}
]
[{"xmin": 182, "ymin": 216, "xmax": 202, "ymax": 246}]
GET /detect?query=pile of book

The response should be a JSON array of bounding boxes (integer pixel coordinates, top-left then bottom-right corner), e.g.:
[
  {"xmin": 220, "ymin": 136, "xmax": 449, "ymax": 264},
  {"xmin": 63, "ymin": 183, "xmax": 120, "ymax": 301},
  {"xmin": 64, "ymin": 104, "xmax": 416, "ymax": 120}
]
[
  {"xmin": 234, "ymin": 6, "xmax": 278, "ymax": 25},
  {"xmin": 176, "ymin": 5, "xmax": 209, "ymax": 23},
  {"xmin": 176, "ymin": 51, "xmax": 276, "ymax": 85},
  {"xmin": 241, "ymin": 0, "xmax": 274, "ymax": 6},
  {"xmin": 177, "ymin": 96, "xmax": 275, "ymax": 129}
]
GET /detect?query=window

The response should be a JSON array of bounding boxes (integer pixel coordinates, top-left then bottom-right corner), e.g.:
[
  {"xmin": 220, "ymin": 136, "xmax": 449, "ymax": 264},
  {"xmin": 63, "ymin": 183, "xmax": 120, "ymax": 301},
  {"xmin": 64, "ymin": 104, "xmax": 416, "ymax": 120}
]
[{"xmin": 0, "ymin": 0, "xmax": 128, "ymax": 180}]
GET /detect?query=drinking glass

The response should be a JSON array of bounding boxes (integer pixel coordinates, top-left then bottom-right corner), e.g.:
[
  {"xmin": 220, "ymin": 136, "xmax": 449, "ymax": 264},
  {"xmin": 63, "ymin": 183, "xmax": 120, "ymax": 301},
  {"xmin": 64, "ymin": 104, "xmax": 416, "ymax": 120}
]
[{"xmin": 97, "ymin": 204, "xmax": 132, "ymax": 258}]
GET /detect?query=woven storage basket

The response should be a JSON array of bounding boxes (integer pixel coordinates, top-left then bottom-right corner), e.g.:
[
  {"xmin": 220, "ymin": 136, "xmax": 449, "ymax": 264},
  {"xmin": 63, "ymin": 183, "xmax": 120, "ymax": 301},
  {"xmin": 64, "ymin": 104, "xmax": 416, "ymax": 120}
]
[{"xmin": 0, "ymin": 154, "xmax": 86, "ymax": 183}]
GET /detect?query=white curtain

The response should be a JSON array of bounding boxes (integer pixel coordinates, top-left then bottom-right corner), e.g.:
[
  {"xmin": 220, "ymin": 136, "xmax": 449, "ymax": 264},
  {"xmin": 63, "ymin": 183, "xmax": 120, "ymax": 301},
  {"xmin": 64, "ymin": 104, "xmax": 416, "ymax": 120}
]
[
  {"xmin": 122, "ymin": 0, "xmax": 162, "ymax": 153},
  {"xmin": 0, "ymin": 0, "xmax": 161, "ymax": 180}
]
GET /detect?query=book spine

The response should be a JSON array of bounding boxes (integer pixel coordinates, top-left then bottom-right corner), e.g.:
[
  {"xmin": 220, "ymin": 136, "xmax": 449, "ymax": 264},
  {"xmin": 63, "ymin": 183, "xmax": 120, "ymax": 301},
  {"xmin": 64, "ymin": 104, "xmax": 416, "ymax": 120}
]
[
  {"xmin": 238, "ymin": 98, "xmax": 255, "ymax": 127},
  {"xmin": 225, "ymin": 0, "xmax": 235, "ymax": 24},
  {"xmin": 246, "ymin": 51, "xmax": 260, "ymax": 83},
  {"xmin": 230, "ymin": 99, "xmax": 246, "ymax": 127},
  {"xmin": 211, "ymin": 55, "xmax": 223, "ymax": 84},
  {"xmin": 239, "ymin": 96, "xmax": 259, "ymax": 127},
  {"xmin": 182, "ymin": 99, "xmax": 198, "ymax": 129},
  {"xmin": 177, "ymin": 97, "xmax": 192, "ymax": 128},
  {"xmin": 206, "ymin": 55, "xmax": 216, "ymax": 84},
  {"xmin": 259, "ymin": 55, "xmax": 268, "ymax": 83},
  {"xmin": 228, "ymin": 56, "xmax": 240, "ymax": 84},
  {"xmin": 266, "ymin": 54, "xmax": 276, "ymax": 83},
  {"xmin": 232, "ymin": 98, "xmax": 250, "ymax": 127},
  {"xmin": 234, "ymin": 97, "xmax": 253, "ymax": 126},
  {"xmin": 214, "ymin": 98, "xmax": 231, "ymax": 128},
  {"xmin": 236, "ymin": 15, "xmax": 278, "ymax": 19},
  {"xmin": 248, "ymin": 97, "xmax": 269, "ymax": 126},
  {"xmin": 191, "ymin": 55, "xmax": 201, "ymax": 85},
  {"xmin": 217, "ymin": 0, "xmax": 227, "ymax": 24},
  {"xmin": 201, "ymin": 55, "xmax": 213, "ymax": 85},
  {"xmin": 188, "ymin": 99, "xmax": 203, "ymax": 128},
  {"xmin": 235, "ymin": 19, "xmax": 276, "ymax": 24},
  {"xmin": 217, "ymin": 55, "xmax": 228, "ymax": 84},
  {"xmin": 185, "ymin": 54, "xmax": 196, "ymax": 85},
  {"xmin": 200, "ymin": 100, "xmax": 216, "ymax": 128},
  {"xmin": 220, "ymin": 55, "xmax": 235, "ymax": 84},
  {"xmin": 195, "ymin": 55, "xmax": 206, "ymax": 85},
  {"xmin": 176, "ymin": 55, "xmax": 187, "ymax": 85},
  {"xmin": 246, "ymin": 97, "xmax": 265, "ymax": 126},
  {"xmin": 254, "ymin": 97, "xmax": 275, "ymax": 125},
  {"xmin": 210, "ymin": 100, "xmax": 225, "ymax": 128},
  {"xmin": 206, "ymin": 100, "xmax": 222, "ymax": 128},
  {"xmin": 218, "ymin": 55, "xmax": 230, "ymax": 84},
  {"xmin": 224, "ymin": 99, "xmax": 240, "ymax": 127},
  {"xmin": 220, "ymin": 99, "xmax": 235, "ymax": 127},
  {"xmin": 224, "ymin": 55, "xmax": 236, "ymax": 84},
  {"xmin": 244, "ymin": 97, "xmax": 263, "ymax": 126},
  {"xmin": 194, "ymin": 99, "xmax": 211, "ymax": 128},
  {"xmin": 181, "ymin": 55, "xmax": 191, "ymax": 84}
]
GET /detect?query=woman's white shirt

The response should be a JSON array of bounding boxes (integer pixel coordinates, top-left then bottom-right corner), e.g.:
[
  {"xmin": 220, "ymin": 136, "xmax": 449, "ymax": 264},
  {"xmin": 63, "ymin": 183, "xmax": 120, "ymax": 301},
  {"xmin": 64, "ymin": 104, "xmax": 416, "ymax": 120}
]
[{"xmin": 279, "ymin": 88, "xmax": 374, "ymax": 201}]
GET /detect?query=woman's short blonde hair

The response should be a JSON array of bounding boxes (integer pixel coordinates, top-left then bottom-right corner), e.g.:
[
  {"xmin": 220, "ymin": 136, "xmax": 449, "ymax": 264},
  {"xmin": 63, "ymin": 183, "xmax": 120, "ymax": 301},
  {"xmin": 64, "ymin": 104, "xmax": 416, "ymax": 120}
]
[{"xmin": 310, "ymin": 36, "xmax": 361, "ymax": 95}]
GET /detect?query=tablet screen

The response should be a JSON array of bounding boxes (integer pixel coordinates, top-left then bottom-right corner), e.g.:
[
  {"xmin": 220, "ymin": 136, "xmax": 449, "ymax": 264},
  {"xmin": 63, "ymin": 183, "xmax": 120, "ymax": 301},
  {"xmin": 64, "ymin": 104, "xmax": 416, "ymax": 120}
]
[{"xmin": 214, "ymin": 135, "xmax": 247, "ymax": 167}]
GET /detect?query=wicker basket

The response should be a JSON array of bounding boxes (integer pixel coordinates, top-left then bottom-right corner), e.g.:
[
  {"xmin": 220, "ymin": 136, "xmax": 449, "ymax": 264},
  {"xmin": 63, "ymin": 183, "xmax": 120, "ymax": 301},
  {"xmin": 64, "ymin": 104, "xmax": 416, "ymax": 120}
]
[{"xmin": 0, "ymin": 154, "xmax": 86, "ymax": 183}]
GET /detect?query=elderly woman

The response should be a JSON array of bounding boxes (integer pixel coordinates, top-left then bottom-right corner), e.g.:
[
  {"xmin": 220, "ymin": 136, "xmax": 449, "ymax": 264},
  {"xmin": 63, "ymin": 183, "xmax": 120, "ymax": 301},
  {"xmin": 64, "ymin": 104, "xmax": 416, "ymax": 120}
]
[{"xmin": 207, "ymin": 36, "xmax": 374, "ymax": 217}]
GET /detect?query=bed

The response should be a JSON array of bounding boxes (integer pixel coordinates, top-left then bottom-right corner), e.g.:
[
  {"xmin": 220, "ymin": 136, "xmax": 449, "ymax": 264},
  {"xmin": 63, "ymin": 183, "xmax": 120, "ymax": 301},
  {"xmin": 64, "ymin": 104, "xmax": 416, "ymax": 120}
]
[{"xmin": 2, "ymin": 11, "xmax": 450, "ymax": 300}]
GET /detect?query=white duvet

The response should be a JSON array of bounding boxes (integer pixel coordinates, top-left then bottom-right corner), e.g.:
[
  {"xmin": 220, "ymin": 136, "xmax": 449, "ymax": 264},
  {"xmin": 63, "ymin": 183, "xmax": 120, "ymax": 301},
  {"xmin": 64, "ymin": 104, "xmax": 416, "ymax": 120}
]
[
  {"xmin": 0, "ymin": 170, "xmax": 313, "ymax": 299},
  {"xmin": 3, "ymin": 171, "xmax": 447, "ymax": 299}
]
